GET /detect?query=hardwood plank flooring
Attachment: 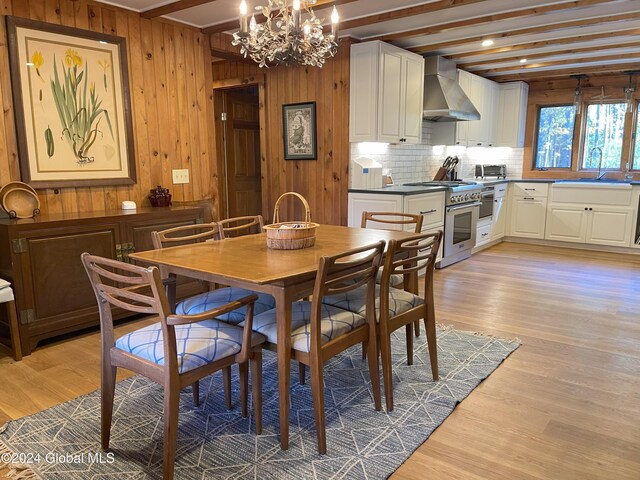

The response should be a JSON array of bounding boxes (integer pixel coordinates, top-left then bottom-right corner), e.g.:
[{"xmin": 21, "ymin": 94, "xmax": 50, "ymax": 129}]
[{"xmin": 1, "ymin": 242, "xmax": 639, "ymax": 479}]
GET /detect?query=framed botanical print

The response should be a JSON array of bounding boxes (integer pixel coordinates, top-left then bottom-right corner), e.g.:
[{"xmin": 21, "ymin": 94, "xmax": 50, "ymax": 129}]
[
  {"xmin": 6, "ymin": 16, "xmax": 136, "ymax": 188},
  {"xmin": 282, "ymin": 102, "xmax": 317, "ymax": 160}
]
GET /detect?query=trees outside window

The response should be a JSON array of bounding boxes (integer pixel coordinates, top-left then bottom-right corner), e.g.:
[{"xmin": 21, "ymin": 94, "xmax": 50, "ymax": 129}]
[
  {"xmin": 534, "ymin": 105, "xmax": 576, "ymax": 169},
  {"xmin": 581, "ymin": 103, "xmax": 626, "ymax": 170}
]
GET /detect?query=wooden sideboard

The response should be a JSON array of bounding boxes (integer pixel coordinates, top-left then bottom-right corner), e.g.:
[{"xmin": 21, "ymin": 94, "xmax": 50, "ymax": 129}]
[{"xmin": 0, "ymin": 206, "xmax": 205, "ymax": 356}]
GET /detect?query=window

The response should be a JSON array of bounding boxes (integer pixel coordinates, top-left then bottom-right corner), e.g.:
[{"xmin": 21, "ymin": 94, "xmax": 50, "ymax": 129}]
[
  {"xmin": 633, "ymin": 103, "xmax": 640, "ymax": 170},
  {"xmin": 534, "ymin": 105, "xmax": 576, "ymax": 169},
  {"xmin": 581, "ymin": 102, "xmax": 626, "ymax": 170}
]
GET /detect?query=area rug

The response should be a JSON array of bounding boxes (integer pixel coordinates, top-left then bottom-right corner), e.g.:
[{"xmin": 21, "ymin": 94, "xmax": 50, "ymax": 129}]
[{"xmin": 0, "ymin": 326, "xmax": 519, "ymax": 479}]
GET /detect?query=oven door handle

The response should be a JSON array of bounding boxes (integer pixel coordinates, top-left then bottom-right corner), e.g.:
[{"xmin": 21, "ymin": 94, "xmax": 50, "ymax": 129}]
[{"xmin": 447, "ymin": 202, "xmax": 481, "ymax": 212}]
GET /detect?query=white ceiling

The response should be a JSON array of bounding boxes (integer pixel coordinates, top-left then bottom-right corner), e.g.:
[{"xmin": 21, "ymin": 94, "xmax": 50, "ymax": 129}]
[{"xmin": 101, "ymin": 0, "xmax": 640, "ymax": 81}]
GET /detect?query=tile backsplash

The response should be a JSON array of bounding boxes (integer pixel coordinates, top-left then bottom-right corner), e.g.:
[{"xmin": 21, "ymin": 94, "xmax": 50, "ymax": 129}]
[{"xmin": 350, "ymin": 123, "xmax": 524, "ymax": 187}]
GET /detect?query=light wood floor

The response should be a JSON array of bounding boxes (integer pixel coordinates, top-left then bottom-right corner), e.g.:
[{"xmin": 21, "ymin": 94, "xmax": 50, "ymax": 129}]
[{"xmin": 1, "ymin": 242, "xmax": 639, "ymax": 479}]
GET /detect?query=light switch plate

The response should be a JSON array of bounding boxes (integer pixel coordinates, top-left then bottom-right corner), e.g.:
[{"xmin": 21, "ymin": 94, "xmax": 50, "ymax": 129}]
[{"xmin": 172, "ymin": 169, "xmax": 189, "ymax": 184}]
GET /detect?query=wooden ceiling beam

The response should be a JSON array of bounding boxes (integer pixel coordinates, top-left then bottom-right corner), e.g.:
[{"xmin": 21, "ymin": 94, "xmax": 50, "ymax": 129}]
[
  {"xmin": 411, "ymin": 11, "xmax": 640, "ymax": 54},
  {"xmin": 370, "ymin": 0, "xmax": 620, "ymax": 43},
  {"xmin": 457, "ymin": 40, "xmax": 640, "ymax": 69},
  {"xmin": 338, "ymin": 0, "xmax": 485, "ymax": 32},
  {"xmin": 489, "ymin": 62, "xmax": 640, "ymax": 82},
  {"xmin": 447, "ymin": 28, "xmax": 640, "ymax": 60},
  {"xmin": 202, "ymin": 0, "xmax": 358, "ymax": 35},
  {"xmin": 141, "ymin": 0, "xmax": 217, "ymax": 19},
  {"xmin": 472, "ymin": 52, "xmax": 640, "ymax": 75}
]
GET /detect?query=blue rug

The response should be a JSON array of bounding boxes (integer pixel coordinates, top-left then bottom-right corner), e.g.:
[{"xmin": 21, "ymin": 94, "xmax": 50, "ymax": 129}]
[{"xmin": 0, "ymin": 326, "xmax": 519, "ymax": 479}]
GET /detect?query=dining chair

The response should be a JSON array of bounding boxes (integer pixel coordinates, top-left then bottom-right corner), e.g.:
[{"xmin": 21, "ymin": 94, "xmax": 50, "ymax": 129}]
[
  {"xmin": 361, "ymin": 211, "xmax": 424, "ymax": 338},
  {"xmin": 246, "ymin": 241, "xmax": 385, "ymax": 454},
  {"xmin": 322, "ymin": 231, "xmax": 442, "ymax": 412},
  {"xmin": 151, "ymin": 223, "xmax": 276, "ymax": 322},
  {"xmin": 218, "ymin": 215, "xmax": 264, "ymax": 238},
  {"xmin": 82, "ymin": 253, "xmax": 265, "ymax": 480}
]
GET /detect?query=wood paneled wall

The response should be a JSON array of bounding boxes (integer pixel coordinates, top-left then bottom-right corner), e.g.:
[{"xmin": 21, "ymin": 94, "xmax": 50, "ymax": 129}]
[
  {"xmin": 522, "ymin": 74, "xmax": 640, "ymax": 180},
  {"xmin": 0, "ymin": 0, "xmax": 216, "ymax": 214},
  {"xmin": 210, "ymin": 34, "xmax": 352, "ymax": 226}
]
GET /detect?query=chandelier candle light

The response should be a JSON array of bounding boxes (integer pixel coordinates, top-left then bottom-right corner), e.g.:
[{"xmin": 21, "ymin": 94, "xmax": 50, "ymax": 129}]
[{"xmin": 233, "ymin": 0, "xmax": 340, "ymax": 68}]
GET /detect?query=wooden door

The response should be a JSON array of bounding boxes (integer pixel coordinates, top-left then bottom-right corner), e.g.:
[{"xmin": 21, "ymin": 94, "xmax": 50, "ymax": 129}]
[{"xmin": 222, "ymin": 88, "xmax": 262, "ymax": 219}]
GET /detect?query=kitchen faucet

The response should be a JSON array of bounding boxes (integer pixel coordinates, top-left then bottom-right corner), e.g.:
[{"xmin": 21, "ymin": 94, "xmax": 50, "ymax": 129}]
[{"xmin": 589, "ymin": 146, "xmax": 606, "ymax": 180}]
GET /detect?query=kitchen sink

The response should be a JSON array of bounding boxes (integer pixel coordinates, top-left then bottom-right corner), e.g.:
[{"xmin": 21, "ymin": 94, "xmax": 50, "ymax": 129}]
[{"xmin": 555, "ymin": 178, "xmax": 632, "ymax": 184}]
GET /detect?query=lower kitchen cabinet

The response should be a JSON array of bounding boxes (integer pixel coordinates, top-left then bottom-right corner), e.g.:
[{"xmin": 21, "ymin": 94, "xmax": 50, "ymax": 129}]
[
  {"xmin": 546, "ymin": 204, "xmax": 633, "ymax": 247},
  {"xmin": 0, "ymin": 206, "xmax": 204, "ymax": 355},
  {"xmin": 508, "ymin": 196, "xmax": 547, "ymax": 239},
  {"xmin": 491, "ymin": 196, "xmax": 507, "ymax": 240}
]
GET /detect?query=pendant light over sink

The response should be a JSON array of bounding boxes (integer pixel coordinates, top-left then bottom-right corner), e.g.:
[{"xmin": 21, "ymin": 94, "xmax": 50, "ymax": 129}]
[{"xmin": 232, "ymin": 0, "xmax": 340, "ymax": 68}]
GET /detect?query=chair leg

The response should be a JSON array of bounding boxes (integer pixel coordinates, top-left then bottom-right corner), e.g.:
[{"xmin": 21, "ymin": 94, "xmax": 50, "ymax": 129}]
[
  {"xmin": 309, "ymin": 356, "xmax": 327, "ymax": 455},
  {"xmin": 239, "ymin": 362, "xmax": 248, "ymax": 418},
  {"xmin": 361, "ymin": 341, "xmax": 367, "ymax": 361},
  {"xmin": 366, "ymin": 329, "xmax": 382, "ymax": 412},
  {"xmin": 7, "ymin": 300, "xmax": 22, "ymax": 361},
  {"xmin": 425, "ymin": 313, "xmax": 439, "ymax": 381},
  {"xmin": 405, "ymin": 324, "xmax": 414, "ymax": 366},
  {"xmin": 379, "ymin": 334, "xmax": 394, "ymax": 412},
  {"xmin": 298, "ymin": 362, "xmax": 306, "ymax": 385},
  {"xmin": 101, "ymin": 363, "xmax": 117, "ymax": 450},
  {"xmin": 162, "ymin": 385, "xmax": 180, "ymax": 480},
  {"xmin": 222, "ymin": 366, "xmax": 232, "ymax": 410},
  {"xmin": 251, "ymin": 351, "xmax": 263, "ymax": 435},
  {"xmin": 192, "ymin": 380, "xmax": 200, "ymax": 407},
  {"xmin": 413, "ymin": 319, "xmax": 420, "ymax": 337}
]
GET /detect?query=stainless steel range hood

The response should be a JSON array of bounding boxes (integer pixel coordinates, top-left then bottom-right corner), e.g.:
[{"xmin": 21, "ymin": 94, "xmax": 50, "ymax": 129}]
[{"xmin": 423, "ymin": 56, "xmax": 480, "ymax": 122}]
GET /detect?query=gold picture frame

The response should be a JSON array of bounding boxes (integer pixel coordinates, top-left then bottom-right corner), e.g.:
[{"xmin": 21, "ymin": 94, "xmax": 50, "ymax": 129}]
[{"xmin": 6, "ymin": 16, "xmax": 136, "ymax": 188}]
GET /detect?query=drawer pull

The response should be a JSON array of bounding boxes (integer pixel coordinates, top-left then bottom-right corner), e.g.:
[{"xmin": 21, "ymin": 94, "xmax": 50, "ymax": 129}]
[
  {"xmin": 524, "ymin": 188, "xmax": 536, "ymax": 191},
  {"xmin": 523, "ymin": 197, "xmax": 535, "ymax": 200},
  {"xmin": 481, "ymin": 232, "xmax": 489, "ymax": 237},
  {"xmin": 420, "ymin": 209, "xmax": 437, "ymax": 215}
]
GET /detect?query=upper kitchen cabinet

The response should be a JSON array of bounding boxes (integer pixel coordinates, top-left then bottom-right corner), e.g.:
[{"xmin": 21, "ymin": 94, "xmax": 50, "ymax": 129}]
[
  {"xmin": 349, "ymin": 41, "xmax": 424, "ymax": 144},
  {"xmin": 496, "ymin": 82, "xmax": 529, "ymax": 148}
]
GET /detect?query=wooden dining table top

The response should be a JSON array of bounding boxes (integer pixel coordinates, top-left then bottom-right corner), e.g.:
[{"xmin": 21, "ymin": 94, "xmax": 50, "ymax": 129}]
[{"xmin": 129, "ymin": 224, "xmax": 415, "ymax": 285}]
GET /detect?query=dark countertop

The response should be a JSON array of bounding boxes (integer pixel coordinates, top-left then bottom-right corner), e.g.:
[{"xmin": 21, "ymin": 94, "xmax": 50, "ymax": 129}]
[
  {"xmin": 349, "ymin": 178, "xmax": 639, "ymax": 195},
  {"xmin": 348, "ymin": 185, "xmax": 448, "ymax": 195}
]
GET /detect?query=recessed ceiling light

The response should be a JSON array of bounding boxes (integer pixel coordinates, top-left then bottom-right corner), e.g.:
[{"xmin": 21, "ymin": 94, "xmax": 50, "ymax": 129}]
[
  {"xmin": 481, "ymin": 39, "xmax": 494, "ymax": 47},
  {"xmin": 520, "ymin": 58, "xmax": 527, "ymax": 63}
]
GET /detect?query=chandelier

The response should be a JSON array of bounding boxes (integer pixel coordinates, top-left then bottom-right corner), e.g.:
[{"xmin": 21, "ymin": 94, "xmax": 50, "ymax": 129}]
[{"xmin": 232, "ymin": 0, "xmax": 340, "ymax": 68}]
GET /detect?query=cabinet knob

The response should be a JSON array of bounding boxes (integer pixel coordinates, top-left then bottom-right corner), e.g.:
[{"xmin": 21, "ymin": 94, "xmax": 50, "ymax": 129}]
[
  {"xmin": 584, "ymin": 207, "xmax": 588, "ymax": 211},
  {"xmin": 477, "ymin": 143, "xmax": 482, "ymax": 146}
]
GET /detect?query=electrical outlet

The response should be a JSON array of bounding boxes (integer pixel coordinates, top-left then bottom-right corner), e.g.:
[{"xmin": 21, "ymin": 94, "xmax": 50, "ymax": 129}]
[{"xmin": 172, "ymin": 169, "xmax": 189, "ymax": 184}]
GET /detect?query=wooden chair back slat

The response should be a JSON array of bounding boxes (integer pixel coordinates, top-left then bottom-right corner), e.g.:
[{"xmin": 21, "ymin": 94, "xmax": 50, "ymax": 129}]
[
  {"xmin": 361, "ymin": 211, "xmax": 424, "ymax": 233},
  {"xmin": 151, "ymin": 223, "xmax": 222, "ymax": 250},
  {"xmin": 218, "ymin": 215, "xmax": 264, "ymax": 239}
]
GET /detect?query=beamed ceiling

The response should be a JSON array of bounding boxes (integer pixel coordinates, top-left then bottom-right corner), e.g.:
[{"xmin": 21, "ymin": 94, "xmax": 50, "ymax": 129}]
[{"xmin": 103, "ymin": 0, "xmax": 640, "ymax": 82}]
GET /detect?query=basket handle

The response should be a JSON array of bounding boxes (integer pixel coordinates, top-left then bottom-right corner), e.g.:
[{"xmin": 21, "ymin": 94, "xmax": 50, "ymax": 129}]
[{"xmin": 272, "ymin": 192, "xmax": 311, "ymax": 224}]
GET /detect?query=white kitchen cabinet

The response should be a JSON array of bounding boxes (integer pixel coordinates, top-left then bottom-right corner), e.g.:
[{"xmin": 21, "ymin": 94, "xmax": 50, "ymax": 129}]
[
  {"xmin": 508, "ymin": 183, "xmax": 548, "ymax": 239},
  {"xmin": 348, "ymin": 192, "xmax": 403, "ymax": 228},
  {"xmin": 496, "ymin": 82, "xmax": 529, "ymax": 147},
  {"xmin": 348, "ymin": 191, "xmax": 445, "ymax": 233},
  {"xmin": 476, "ymin": 219, "xmax": 492, "ymax": 247},
  {"xmin": 491, "ymin": 196, "xmax": 507, "ymax": 240},
  {"xmin": 545, "ymin": 184, "xmax": 634, "ymax": 247},
  {"xmin": 467, "ymin": 75, "xmax": 496, "ymax": 147},
  {"xmin": 545, "ymin": 204, "xmax": 588, "ymax": 243},
  {"xmin": 350, "ymin": 41, "xmax": 424, "ymax": 144}
]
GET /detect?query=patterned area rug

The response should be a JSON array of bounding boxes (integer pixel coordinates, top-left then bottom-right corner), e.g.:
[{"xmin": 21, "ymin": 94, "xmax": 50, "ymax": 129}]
[{"xmin": 0, "ymin": 326, "xmax": 519, "ymax": 479}]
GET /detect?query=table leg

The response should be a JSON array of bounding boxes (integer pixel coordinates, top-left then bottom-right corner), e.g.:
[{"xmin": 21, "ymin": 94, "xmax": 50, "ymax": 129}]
[{"xmin": 275, "ymin": 288, "xmax": 292, "ymax": 450}]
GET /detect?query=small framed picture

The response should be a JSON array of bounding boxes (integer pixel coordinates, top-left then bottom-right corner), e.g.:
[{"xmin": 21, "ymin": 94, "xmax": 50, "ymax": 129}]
[{"xmin": 282, "ymin": 102, "xmax": 317, "ymax": 160}]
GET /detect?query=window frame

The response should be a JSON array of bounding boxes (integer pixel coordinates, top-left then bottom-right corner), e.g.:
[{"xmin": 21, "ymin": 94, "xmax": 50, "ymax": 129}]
[
  {"xmin": 630, "ymin": 100, "xmax": 640, "ymax": 172},
  {"xmin": 532, "ymin": 103, "xmax": 577, "ymax": 171},
  {"xmin": 578, "ymin": 100, "xmax": 628, "ymax": 173}
]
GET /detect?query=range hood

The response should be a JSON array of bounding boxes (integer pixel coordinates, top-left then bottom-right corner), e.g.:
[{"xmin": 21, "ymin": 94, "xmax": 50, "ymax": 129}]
[{"xmin": 423, "ymin": 56, "xmax": 480, "ymax": 122}]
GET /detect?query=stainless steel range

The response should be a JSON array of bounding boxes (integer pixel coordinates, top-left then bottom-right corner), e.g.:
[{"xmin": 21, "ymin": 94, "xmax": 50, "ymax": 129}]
[{"xmin": 404, "ymin": 181, "xmax": 481, "ymax": 268}]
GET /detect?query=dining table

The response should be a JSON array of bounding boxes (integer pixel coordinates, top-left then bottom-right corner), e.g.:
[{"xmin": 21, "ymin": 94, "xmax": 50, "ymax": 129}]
[{"xmin": 129, "ymin": 223, "xmax": 418, "ymax": 450}]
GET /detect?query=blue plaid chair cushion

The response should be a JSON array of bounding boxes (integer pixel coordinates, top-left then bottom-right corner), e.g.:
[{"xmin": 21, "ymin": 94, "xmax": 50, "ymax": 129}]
[
  {"xmin": 246, "ymin": 302, "xmax": 366, "ymax": 353},
  {"xmin": 322, "ymin": 285, "xmax": 423, "ymax": 318},
  {"xmin": 376, "ymin": 269, "xmax": 404, "ymax": 287},
  {"xmin": 115, "ymin": 319, "xmax": 265, "ymax": 374},
  {"xmin": 176, "ymin": 287, "xmax": 276, "ymax": 325}
]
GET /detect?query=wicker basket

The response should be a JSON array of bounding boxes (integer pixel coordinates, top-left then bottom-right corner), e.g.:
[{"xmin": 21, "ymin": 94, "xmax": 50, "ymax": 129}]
[{"xmin": 264, "ymin": 192, "xmax": 319, "ymax": 250}]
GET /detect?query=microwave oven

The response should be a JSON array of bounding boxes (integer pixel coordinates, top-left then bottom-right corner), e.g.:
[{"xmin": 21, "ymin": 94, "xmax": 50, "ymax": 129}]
[{"xmin": 475, "ymin": 164, "xmax": 506, "ymax": 179}]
